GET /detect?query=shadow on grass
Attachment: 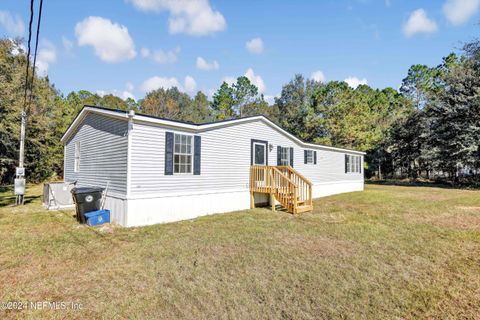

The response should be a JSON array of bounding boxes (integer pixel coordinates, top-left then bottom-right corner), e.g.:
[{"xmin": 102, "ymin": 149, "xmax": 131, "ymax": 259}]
[
  {"xmin": 0, "ymin": 192, "xmax": 41, "ymax": 207},
  {"xmin": 366, "ymin": 179, "xmax": 480, "ymax": 190}
]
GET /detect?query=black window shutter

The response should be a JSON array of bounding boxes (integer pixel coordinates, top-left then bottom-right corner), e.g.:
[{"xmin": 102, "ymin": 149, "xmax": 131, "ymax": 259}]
[
  {"xmin": 359, "ymin": 156, "xmax": 362, "ymax": 174},
  {"xmin": 194, "ymin": 135, "xmax": 201, "ymax": 175},
  {"xmin": 344, "ymin": 154, "xmax": 348, "ymax": 173},
  {"xmin": 304, "ymin": 150, "xmax": 307, "ymax": 164},
  {"xmin": 290, "ymin": 147, "xmax": 294, "ymax": 167},
  {"xmin": 165, "ymin": 132, "xmax": 174, "ymax": 175},
  {"xmin": 314, "ymin": 151, "xmax": 317, "ymax": 164},
  {"xmin": 277, "ymin": 146, "xmax": 282, "ymax": 165}
]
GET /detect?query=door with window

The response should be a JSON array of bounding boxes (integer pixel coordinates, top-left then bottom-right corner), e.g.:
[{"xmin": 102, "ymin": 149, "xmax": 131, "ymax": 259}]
[
  {"xmin": 251, "ymin": 140, "xmax": 268, "ymax": 187},
  {"xmin": 253, "ymin": 142, "xmax": 267, "ymax": 165}
]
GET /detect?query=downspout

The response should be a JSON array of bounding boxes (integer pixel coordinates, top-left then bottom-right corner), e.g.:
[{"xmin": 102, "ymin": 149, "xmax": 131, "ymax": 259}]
[
  {"xmin": 126, "ymin": 110, "xmax": 135, "ymax": 198},
  {"xmin": 125, "ymin": 109, "xmax": 134, "ymax": 227}
]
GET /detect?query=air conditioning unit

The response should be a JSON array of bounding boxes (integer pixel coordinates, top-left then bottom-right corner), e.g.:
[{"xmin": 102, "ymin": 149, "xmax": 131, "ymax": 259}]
[{"xmin": 43, "ymin": 182, "xmax": 76, "ymax": 210}]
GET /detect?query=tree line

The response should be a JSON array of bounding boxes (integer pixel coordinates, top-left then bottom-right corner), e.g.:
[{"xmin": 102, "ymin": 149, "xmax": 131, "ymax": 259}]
[{"xmin": 0, "ymin": 36, "xmax": 478, "ymax": 185}]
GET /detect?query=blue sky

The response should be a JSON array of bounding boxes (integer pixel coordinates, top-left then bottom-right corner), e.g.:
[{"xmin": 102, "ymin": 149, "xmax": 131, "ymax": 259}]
[{"xmin": 0, "ymin": 0, "xmax": 479, "ymax": 102}]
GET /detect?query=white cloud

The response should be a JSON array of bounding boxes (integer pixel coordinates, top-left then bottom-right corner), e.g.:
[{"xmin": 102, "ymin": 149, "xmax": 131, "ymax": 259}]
[
  {"xmin": 97, "ymin": 83, "xmax": 136, "ymax": 100},
  {"xmin": 10, "ymin": 40, "xmax": 25, "ymax": 56},
  {"xmin": 0, "ymin": 11, "xmax": 24, "ymax": 36},
  {"xmin": 36, "ymin": 40, "xmax": 57, "ymax": 76},
  {"xmin": 221, "ymin": 76, "xmax": 236, "ymax": 86},
  {"xmin": 246, "ymin": 37, "xmax": 264, "ymax": 54},
  {"xmin": 128, "ymin": 0, "xmax": 226, "ymax": 36},
  {"xmin": 344, "ymin": 76, "xmax": 368, "ymax": 89},
  {"xmin": 443, "ymin": 0, "xmax": 480, "ymax": 25},
  {"xmin": 140, "ymin": 47, "xmax": 150, "ymax": 57},
  {"xmin": 152, "ymin": 47, "xmax": 180, "ymax": 64},
  {"xmin": 245, "ymin": 68, "xmax": 266, "ymax": 93},
  {"xmin": 221, "ymin": 70, "xmax": 266, "ymax": 93},
  {"xmin": 141, "ymin": 76, "xmax": 180, "ymax": 92},
  {"xmin": 75, "ymin": 16, "xmax": 136, "ymax": 63},
  {"xmin": 141, "ymin": 46, "xmax": 180, "ymax": 63},
  {"xmin": 196, "ymin": 56, "xmax": 219, "ymax": 71},
  {"xmin": 62, "ymin": 36, "xmax": 73, "ymax": 53},
  {"xmin": 311, "ymin": 70, "xmax": 326, "ymax": 82},
  {"xmin": 402, "ymin": 9, "xmax": 438, "ymax": 37},
  {"xmin": 184, "ymin": 75, "xmax": 197, "ymax": 93},
  {"xmin": 140, "ymin": 75, "xmax": 197, "ymax": 94},
  {"xmin": 97, "ymin": 89, "xmax": 136, "ymax": 101}
]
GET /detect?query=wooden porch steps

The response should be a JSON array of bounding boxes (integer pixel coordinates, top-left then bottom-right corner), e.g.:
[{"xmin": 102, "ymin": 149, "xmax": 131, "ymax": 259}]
[{"xmin": 250, "ymin": 165, "xmax": 313, "ymax": 214}]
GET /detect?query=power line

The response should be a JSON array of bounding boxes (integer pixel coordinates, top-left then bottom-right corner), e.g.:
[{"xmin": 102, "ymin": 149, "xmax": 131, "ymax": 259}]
[
  {"xmin": 27, "ymin": 0, "xmax": 44, "ymax": 113},
  {"xmin": 22, "ymin": 0, "xmax": 35, "ymax": 110}
]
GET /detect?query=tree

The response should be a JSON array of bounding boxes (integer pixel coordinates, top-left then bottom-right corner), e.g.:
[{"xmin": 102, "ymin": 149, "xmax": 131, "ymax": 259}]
[
  {"xmin": 212, "ymin": 77, "xmax": 269, "ymax": 120},
  {"xmin": 0, "ymin": 38, "xmax": 67, "ymax": 183},
  {"xmin": 139, "ymin": 87, "xmax": 189, "ymax": 120},
  {"xmin": 189, "ymin": 91, "xmax": 212, "ymax": 123},
  {"xmin": 275, "ymin": 74, "xmax": 323, "ymax": 142},
  {"xmin": 232, "ymin": 76, "xmax": 259, "ymax": 117},
  {"xmin": 212, "ymin": 82, "xmax": 235, "ymax": 120},
  {"xmin": 427, "ymin": 50, "xmax": 480, "ymax": 180}
]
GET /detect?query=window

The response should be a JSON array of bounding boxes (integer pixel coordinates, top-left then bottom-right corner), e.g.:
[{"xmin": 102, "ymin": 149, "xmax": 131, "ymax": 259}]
[
  {"xmin": 306, "ymin": 150, "xmax": 314, "ymax": 164},
  {"xmin": 278, "ymin": 146, "xmax": 294, "ymax": 166},
  {"xmin": 280, "ymin": 147, "xmax": 290, "ymax": 166},
  {"xmin": 74, "ymin": 141, "xmax": 80, "ymax": 173},
  {"xmin": 345, "ymin": 154, "xmax": 361, "ymax": 173},
  {"xmin": 174, "ymin": 134, "xmax": 193, "ymax": 174}
]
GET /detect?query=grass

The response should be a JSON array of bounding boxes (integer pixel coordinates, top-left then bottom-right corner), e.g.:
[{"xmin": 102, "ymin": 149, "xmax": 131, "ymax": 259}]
[{"xmin": 0, "ymin": 184, "xmax": 479, "ymax": 319}]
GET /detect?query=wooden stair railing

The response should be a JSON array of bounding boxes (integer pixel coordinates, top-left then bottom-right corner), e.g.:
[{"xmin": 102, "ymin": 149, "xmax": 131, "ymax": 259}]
[{"xmin": 250, "ymin": 165, "xmax": 313, "ymax": 214}]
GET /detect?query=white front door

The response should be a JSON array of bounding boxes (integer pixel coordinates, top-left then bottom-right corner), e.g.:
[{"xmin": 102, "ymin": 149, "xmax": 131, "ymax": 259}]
[{"xmin": 253, "ymin": 142, "xmax": 267, "ymax": 165}]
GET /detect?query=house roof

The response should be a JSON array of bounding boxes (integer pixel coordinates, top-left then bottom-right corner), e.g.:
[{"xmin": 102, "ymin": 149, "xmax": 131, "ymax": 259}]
[{"xmin": 61, "ymin": 105, "xmax": 366, "ymax": 155}]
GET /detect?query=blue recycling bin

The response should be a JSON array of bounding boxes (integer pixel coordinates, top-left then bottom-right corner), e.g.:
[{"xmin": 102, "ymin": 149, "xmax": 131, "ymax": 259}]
[{"xmin": 84, "ymin": 209, "xmax": 110, "ymax": 226}]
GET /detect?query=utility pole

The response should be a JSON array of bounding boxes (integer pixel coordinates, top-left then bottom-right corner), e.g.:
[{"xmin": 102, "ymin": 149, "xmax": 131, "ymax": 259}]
[
  {"xmin": 15, "ymin": 110, "xmax": 27, "ymax": 205},
  {"xmin": 19, "ymin": 110, "xmax": 26, "ymax": 167}
]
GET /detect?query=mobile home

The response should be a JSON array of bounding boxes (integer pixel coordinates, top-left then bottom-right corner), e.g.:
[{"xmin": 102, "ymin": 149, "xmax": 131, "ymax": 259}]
[{"xmin": 61, "ymin": 106, "xmax": 365, "ymax": 227}]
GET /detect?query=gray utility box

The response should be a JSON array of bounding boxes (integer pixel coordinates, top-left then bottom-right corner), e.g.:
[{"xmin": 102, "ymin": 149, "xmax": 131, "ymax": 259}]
[
  {"xmin": 43, "ymin": 182, "xmax": 76, "ymax": 210},
  {"xmin": 14, "ymin": 178, "xmax": 25, "ymax": 195}
]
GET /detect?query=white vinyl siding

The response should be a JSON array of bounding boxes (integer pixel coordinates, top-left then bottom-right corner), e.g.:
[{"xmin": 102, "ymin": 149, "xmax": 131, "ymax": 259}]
[
  {"xmin": 64, "ymin": 113, "xmax": 128, "ymax": 195},
  {"xmin": 130, "ymin": 119, "xmax": 363, "ymax": 196}
]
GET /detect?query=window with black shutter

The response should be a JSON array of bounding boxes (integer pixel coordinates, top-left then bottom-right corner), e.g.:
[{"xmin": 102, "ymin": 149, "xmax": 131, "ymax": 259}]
[
  {"xmin": 194, "ymin": 135, "xmax": 201, "ymax": 175},
  {"xmin": 304, "ymin": 150, "xmax": 314, "ymax": 164}
]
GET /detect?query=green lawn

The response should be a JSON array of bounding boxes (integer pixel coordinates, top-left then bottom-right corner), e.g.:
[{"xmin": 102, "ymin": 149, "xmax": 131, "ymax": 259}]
[{"xmin": 0, "ymin": 184, "xmax": 479, "ymax": 319}]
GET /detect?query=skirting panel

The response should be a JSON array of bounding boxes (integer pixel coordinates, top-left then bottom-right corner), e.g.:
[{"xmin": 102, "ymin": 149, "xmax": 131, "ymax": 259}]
[
  {"xmin": 312, "ymin": 180, "xmax": 364, "ymax": 198},
  {"xmin": 104, "ymin": 195, "xmax": 128, "ymax": 226},
  {"xmin": 106, "ymin": 181, "xmax": 364, "ymax": 227},
  {"xmin": 125, "ymin": 190, "xmax": 251, "ymax": 227}
]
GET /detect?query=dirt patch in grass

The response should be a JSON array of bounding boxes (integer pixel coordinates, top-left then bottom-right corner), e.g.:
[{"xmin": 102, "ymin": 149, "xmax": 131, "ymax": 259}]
[
  {"xmin": 402, "ymin": 211, "xmax": 480, "ymax": 231},
  {"xmin": 457, "ymin": 206, "xmax": 480, "ymax": 212},
  {"xmin": 274, "ymin": 232, "xmax": 356, "ymax": 257},
  {"xmin": 433, "ymin": 214, "xmax": 480, "ymax": 230}
]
